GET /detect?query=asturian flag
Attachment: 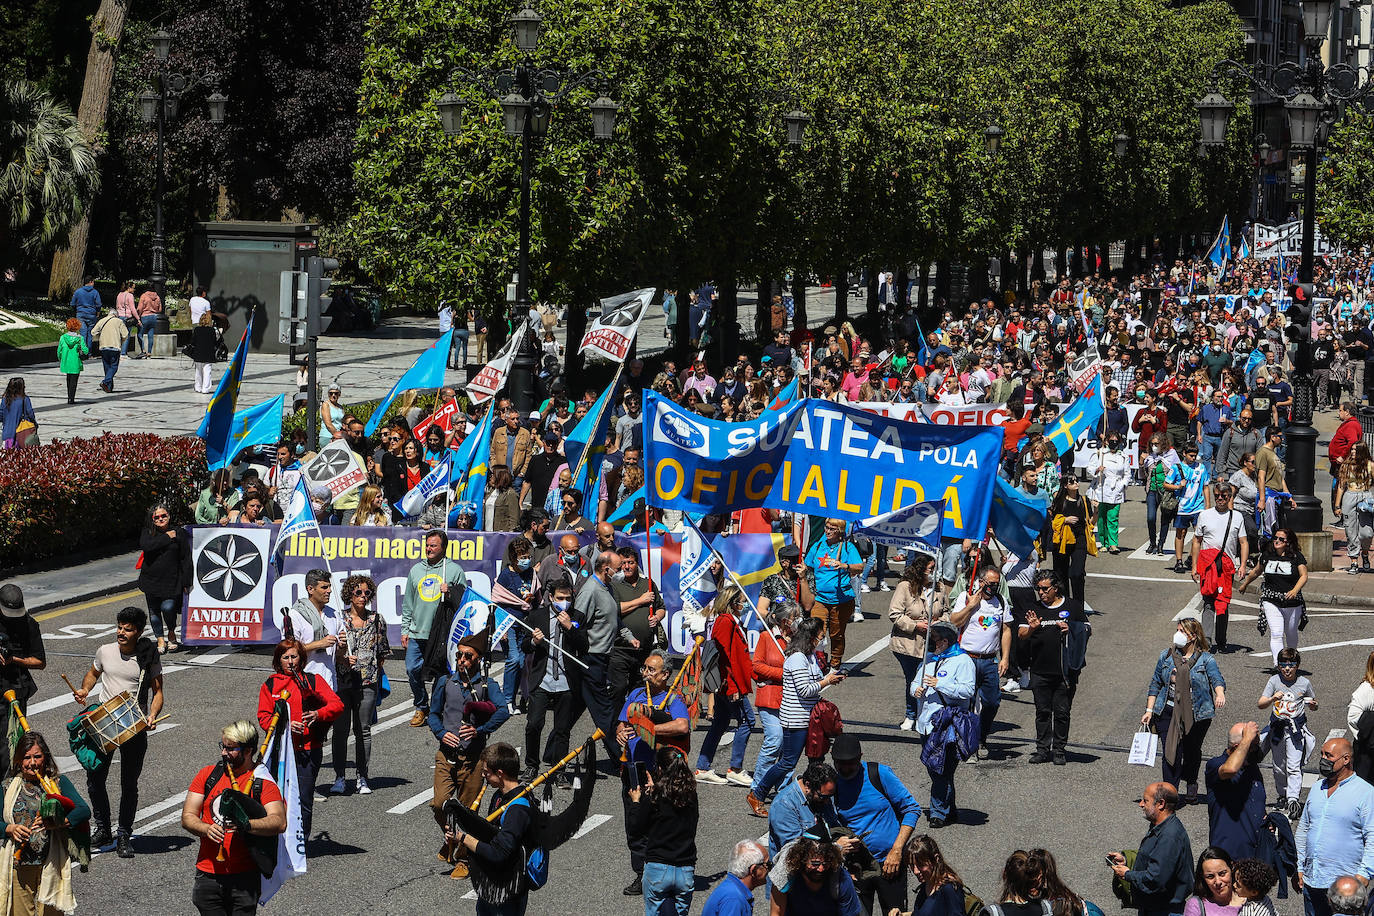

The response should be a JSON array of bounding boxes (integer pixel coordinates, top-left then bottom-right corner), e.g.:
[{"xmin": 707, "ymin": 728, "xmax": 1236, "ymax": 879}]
[
  {"xmin": 400, "ymin": 453, "xmax": 453, "ymax": 517},
  {"xmin": 1043, "ymin": 373, "xmax": 1105, "ymax": 459},
  {"xmin": 201, "ymin": 311, "xmax": 257, "ymax": 471},
  {"xmin": 273, "ymin": 478, "xmax": 322, "ymax": 558},
  {"xmin": 1206, "ymin": 214, "xmax": 1231, "ymax": 270},
  {"xmin": 445, "ymin": 589, "xmax": 518, "ymax": 673},
  {"xmin": 256, "ymin": 703, "xmax": 306, "ymax": 904}
]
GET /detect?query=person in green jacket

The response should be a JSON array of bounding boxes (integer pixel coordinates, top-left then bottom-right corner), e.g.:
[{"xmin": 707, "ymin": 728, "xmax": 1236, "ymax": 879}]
[
  {"xmin": 57, "ymin": 318, "xmax": 89, "ymax": 404},
  {"xmin": 401, "ymin": 530, "xmax": 468, "ymax": 727}
]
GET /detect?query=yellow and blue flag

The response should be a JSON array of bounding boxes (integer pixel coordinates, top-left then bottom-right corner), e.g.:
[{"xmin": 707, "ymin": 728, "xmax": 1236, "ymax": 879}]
[
  {"xmin": 565, "ymin": 384, "xmax": 616, "ymax": 494},
  {"xmin": 455, "ymin": 404, "xmax": 495, "ymax": 506},
  {"xmin": 990, "ymin": 476, "xmax": 1049, "ymax": 558},
  {"xmin": 197, "ymin": 393, "xmax": 283, "ymax": 456},
  {"xmin": 201, "ymin": 311, "xmax": 256, "ymax": 471},
  {"xmin": 1206, "ymin": 214, "xmax": 1231, "ymax": 269},
  {"xmin": 1043, "ymin": 373, "xmax": 1104, "ymax": 460}
]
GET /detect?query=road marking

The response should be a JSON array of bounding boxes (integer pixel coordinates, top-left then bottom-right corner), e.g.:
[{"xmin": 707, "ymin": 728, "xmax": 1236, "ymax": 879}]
[
  {"xmin": 135, "ymin": 792, "xmax": 188, "ymax": 823},
  {"xmin": 1089, "ymin": 572, "xmax": 1187, "ymax": 583},
  {"xmin": 386, "ymin": 789, "xmax": 434, "ymax": 815},
  {"xmin": 35, "ymin": 589, "xmax": 142, "ymax": 622},
  {"xmin": 137, "ymin": 808, "xmax": 186, "ymax": 833},
  {"xmin": 28, "ymin": 694, "xmax": 76, "ymax": 716},
  {"xmin": 187, "ymin": 647, "xmax": 242, "ymax": 665},
  {"xmin": 1249, "ymin": 637, "xmax": 1374, "ymax": 657},
  {"xmin": 1128, "ymin": 533, "xmax": 1194, "ymax": 561},
  {"xmin": 846, "ymin": 636, "xmax": 891, "ymax": 666},
  {"xmin": 570, "ymin": 813, "xmax": 611, "ymax": 840}
]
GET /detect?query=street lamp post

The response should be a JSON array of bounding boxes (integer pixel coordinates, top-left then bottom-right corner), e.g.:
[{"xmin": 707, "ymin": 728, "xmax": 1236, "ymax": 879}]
[
  {"xmin": 437, "ymin": 1, "xmax": 619, "ymax": 415},
  {"xmin": 138, "ymin": 29, "xmax": 226, "ymax": 306},
  {"xmin": 1196, "ymin": 0, "xmax": 1374, "ymax": 534}
]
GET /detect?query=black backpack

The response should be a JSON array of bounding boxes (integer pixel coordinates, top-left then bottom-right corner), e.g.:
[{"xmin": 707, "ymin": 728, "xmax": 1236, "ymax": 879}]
[{"xmin": 203, "ymin": 761, "xmax": 277, "ymax": 878}]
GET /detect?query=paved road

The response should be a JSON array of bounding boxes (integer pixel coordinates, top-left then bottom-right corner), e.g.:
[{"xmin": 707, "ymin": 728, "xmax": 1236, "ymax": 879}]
[{"xmin": 32, "ymin": 518, "xmax": 1372, "ymax": 915}]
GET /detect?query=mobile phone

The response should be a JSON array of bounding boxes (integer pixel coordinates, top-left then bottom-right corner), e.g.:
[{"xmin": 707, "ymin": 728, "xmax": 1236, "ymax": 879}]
[{"xmin": 1104, "ymin": 855, "xmax": 1117, "ymax": 866}]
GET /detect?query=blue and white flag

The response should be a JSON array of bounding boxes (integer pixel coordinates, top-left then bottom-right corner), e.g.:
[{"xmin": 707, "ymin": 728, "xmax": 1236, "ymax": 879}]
[
  {"xmin": 768, "ymin": 377, "xmax": 800, "ymax": 412},
  {"xmin": 678, "ymin": 519, "xmax": 717, "ymax": 622},
  {"xmin": 606, "ymin": 485, "xmax": 647, "ymax": 526},
  {"xmin": 1206, "ymin": 214, "xmax": 1231, "ymax": 270},
  {"xmin": 364, "ymin": 330, "xmax": 452, "ymax": 436},
  {"xmin": 201, "ymin": 311, "xmax": 256, "ymax": 471},
  {"xmin": 445, "ymin": 588, "xmax": 517, "ymax": 673},
  {"xmin": 256, "ymin": 703, "xmax": 306, "ymax": 904},
  {"xmin": 1237, "ymin": 233, "xmax": 1252, "ymax": 260},
  {"xmin": 852, "ymin": 499, "xmax": 945, "ymax": 556},
  {"xmin": 274, "ymin": 478, "xmax": 322, "ymax": 559},
  {"xmin": 990, "ymin": 476, "xmax": 1049, "ymax": 559},
  {"xmin": 400, "ymin": 453, "xmax": 452, "ymax": 517}
]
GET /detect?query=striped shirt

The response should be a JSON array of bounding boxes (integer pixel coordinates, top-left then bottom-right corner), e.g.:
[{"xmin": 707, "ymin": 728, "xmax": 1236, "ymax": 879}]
[{"xmin": 780, "ymin": 651, "xmax": 824, "ymax": 728}]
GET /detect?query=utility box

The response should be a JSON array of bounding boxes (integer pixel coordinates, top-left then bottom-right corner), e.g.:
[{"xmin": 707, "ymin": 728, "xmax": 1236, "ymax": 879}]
[{"xmin": 191, "ymin": 222, "xmax": 317, "ymax": 354}]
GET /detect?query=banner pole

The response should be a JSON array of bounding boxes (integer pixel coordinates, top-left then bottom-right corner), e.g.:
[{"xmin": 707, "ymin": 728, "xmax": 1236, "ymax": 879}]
[
  {"xmin": 559, "ymin": 361, "xmax": 624, "ymax": 529},
  {"xmin": 684, "ymin": 516, "xmax": 787, "ymax": 659}
]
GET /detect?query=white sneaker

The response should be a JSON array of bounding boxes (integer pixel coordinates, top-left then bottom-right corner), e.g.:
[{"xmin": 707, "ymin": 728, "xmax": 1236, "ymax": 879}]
[
  {"xmin": 899, "ymin": 718, "xmax": 915, "ymax": 731},
  {"xmin": 356, "ymin": 778, "xmax": 372, "ymax": 795},
  {"xmin": 695, "ymin": 769, "xmax": 728, "ymax": 785},
  {"xmin": 877, "ymin": 582, "xmax": 892, "ymax": 592},
  {"xmin": 725, "ymin": 769, "xmax": 752, "ymax": 787},
  {"xmin": 1001, "ymin": 678, "xmax": 1022, "ymax": 695},
  {"xmin": 850, "ymin": 609, "xmax": 864, "ymax": 623},
  {"xmin": 861, "ymin": 583, "xmax": 873, "ymax": 593}
]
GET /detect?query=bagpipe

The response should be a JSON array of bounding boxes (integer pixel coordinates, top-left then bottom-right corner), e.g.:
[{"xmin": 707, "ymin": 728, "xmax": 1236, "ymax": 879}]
[
  {"xmin": 626, "ymin": 636, "xmax": 703, "ymax": 756},
  {"xmin": 211, "ymin": 693, "xmax": 287, "ymax": 877},
  {"xmin": 4, "ymin": 690, "xmax": 89, "ymax": 871}
]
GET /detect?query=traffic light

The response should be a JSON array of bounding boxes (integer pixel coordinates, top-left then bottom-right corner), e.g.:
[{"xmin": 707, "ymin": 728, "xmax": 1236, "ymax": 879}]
[
  {"xmin": 306, "ymin": 256, "xmax": 339, "ymax": 339},
  {"xmin": 1285, "ymin": 282, "xmax": 1314, "ymax": 345},
  {"xmin": 277, "ymin": 269, "xmax": 307, "ymax": 346}
]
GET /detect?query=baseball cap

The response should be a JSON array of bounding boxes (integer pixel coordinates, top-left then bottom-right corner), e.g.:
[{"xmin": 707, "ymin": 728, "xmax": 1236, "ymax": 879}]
[{"xmin": 0, "ymin": 585, "xmax": 24, "ymax": 619}]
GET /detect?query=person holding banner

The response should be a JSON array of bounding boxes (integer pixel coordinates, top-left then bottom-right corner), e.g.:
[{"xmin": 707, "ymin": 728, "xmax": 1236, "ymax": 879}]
[
  {"xmin": 804, "ymin": 521, "xmax": 863, "ymax": 670},
  {"xmin": 256, "ymin": 639, "xmax": 342, "ymax": 838},
  {"xmin": 521, "ymin": 574, "xmax": 581, "ymax": 782},
  {"xmin": 402, "ymin": 531, "xmax": 468, "ymax": 728},
  {"xmin": 182, "ymin": 721, "xmax": 286, "ymax": 916}
]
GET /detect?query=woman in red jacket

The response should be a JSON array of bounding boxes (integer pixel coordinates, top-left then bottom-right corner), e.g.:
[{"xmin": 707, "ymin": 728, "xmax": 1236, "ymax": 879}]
[
  {"xmin": 256, "ymin": 638, "xmax": 343, "ymax": 838},
  {"xmin": 693, "ymin": 585, "xmax": 757, "ymax": 790},
  {"xmin": 746, "ymin": 603, "xmax": 800, "ymax": 817}
]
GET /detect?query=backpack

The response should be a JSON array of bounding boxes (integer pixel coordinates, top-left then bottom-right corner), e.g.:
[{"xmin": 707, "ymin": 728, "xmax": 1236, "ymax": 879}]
[
  {"xmin": 961, "ymin": 885, "xmax": 985, "ymax": 916},
  {"xmin": 699, "ymin": 635, "xmax": 725, "ymax": 694},
  {"xmin": 203, "ymin": 761, "xmax": 277, "ymax": 877},
  {"xmin": 983, "ymin": 903, "xmax": 1052, "ymax": 916},
  {"xmin": 502, "ymin": 796, "xmax": 548, "ymax": 891}
]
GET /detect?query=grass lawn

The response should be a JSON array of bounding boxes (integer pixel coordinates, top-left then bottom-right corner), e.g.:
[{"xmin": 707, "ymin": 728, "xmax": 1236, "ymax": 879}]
[{"xmin": 0, "ymin": 320, "xmax": 62, "ymax": 349}]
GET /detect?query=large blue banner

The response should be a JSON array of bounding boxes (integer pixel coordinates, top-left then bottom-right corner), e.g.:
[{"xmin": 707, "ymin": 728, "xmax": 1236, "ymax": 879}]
[{"xmin": 643, "ymin": 393, "xmax": 1001, "ymax": 541}]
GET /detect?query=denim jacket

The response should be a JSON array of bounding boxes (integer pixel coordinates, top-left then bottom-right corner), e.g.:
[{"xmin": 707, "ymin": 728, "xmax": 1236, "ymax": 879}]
[{"xmin": 1148, "ymin": 649, "xmax": 1225, "ymax": 720}]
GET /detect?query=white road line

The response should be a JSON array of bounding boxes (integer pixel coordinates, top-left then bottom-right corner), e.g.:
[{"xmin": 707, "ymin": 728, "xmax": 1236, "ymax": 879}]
[
  {"xmin": 136, "ymin": 808, "xmax": 186, "ymax": 833},
  {"xmin": 135, "ymin": 792, "xmax": 188, "ymax": 823},
  {"xmin": 570, "ymin": 813, "xmax": 611, "ymax": 840},
  {"xmin": 386, "ymin": 788, "xmax": 434, "ymax": 815},
  {"xmin": 27, "ymin": 694, "xmax": 75, "ymax": 716},
  {"xmin": 846, "ymin": 636, "xmax": 891, "ymax": 666},
  {"xmin": 1249, "ymin": 637, "xmax": 1374, "ymax": 657},
  {"xmin": 1088, "ymin": 572, "xmax": 1187, "ymax": 583},
  {"xmin": 1128, "ymin": 533, "xmax": 1194, "ymax": 561},
  {"xmin": 187, "ymin": 647, "xmax": 242, "ymax": 665}
]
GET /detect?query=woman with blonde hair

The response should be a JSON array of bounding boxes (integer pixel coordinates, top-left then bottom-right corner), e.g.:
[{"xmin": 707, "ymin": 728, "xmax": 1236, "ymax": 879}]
[
  {"xmin": 350, "ymin": 483, "xmax": 391, "ymax": 527},
  {"xmin": 1334, "ymin": 440, "xmax": 1374, "ymax": 572},
  {"xmin": 694, "ymin": 584, "xmax": 757, "ymax": 787},
  {"xmin": 1348, "ymin": 650, "xmax": 1374, "ymax": 779}
]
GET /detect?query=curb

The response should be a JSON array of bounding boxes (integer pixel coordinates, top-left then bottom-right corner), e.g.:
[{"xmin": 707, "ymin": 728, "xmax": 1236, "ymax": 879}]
[
  {"xmin": 1303, "ymin": 590, "xmax": 1374, "ymax": 609},
  {"xmin": 28, "ymin": 578, "xmax": 140, "ymax": 616}
]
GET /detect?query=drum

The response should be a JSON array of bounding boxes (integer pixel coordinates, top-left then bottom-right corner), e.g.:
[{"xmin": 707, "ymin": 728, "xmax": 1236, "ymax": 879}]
[{"xmin": 80, "ymin": 691, "xmax": 147, "ymax": 754}]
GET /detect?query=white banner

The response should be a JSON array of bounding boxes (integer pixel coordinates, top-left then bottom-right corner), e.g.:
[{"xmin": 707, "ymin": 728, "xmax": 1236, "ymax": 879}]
[
  {"xmin": 186, "ymin": 527, "xmax": 274, "ymax": 641},
  {"xmin": 256, "ymin": 711, "xmax": 306, "ymax": 904},
  {"xmin": 466, "ymin": 333, "xmax": 519, "ymax": 405},
  {"xmin": 1253, "ymin": 220, "xmax": 1341, "ymax": 257},
  {"xmin": 302, "ymin": 440, "xmax": 367, "ymax": 500},
  {"xmin": 580, "ymin": 287, "xmax": 654, "ymax": 362}
]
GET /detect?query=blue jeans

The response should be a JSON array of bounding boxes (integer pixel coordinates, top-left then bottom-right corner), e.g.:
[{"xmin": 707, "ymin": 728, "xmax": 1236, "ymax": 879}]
[
  {"xmin": 862, "ymin": 545, "xmax": 891, "ymax": 584},
  {"xmin": 750, "ymin": 708, "xmax": 783, "ymax": 797},
  {"xmin": 144, "ymin": 594, "xmax": 178, "ymax": 640},
  {"xmin": 695, "ymin": 694, "xmax": 755, "ymax": 772},
  {"xmin": 502, "ymin": 630, "xmax": 524, "ymax": 706},
  {"xmin": 100, "ymin": 348, "xmax": 120, "ymax": 386},
  {"xmin": 139, "ymin": 314, "xmax": 157, "ymax": 353},
  {"xmin": 926, "ymin": 752, "xmax": 959, "ymax": 820},
  {"xmin": 642, "ymin": 862, "xmax": 694, "ymax": 916},
  {"xmin": 1199, "ymin": 433, "xmax": 1223, "ymax": 472},
  {"xmin": 753, "ymin": 726, "xmax": 807, "ymax": 798},
  {"xmin": 79, "ymin": 318, "xmax": 93, "ymax": 352},
  {"xmin": 1303, "ymin": 885, "xmax": 1335, "ymax": 916},
  {"xmin": 452, "ymin": 328, "xmax": 469, "ymax": 367},
  {"xmin": 896, "ymin": 653, "xmax": 921, "ymax": 720},
  {"xmin": 476, "ymin": 897, "xmax": 528, "ymax": 916},
  {"xmin": 405, "ymin": 636, "xmax": 429, "ymax": 711},
  {"xmin": 969, "ymin": 655, "xmax": 1001, "ymax": 742}
]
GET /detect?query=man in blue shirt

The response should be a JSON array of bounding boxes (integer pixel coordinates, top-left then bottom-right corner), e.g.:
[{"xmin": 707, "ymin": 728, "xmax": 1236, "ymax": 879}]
[
  {"xmin": 1197, "ymin": 390, "xmax": 1234, "ymax": 474},
  {"xmin": 1108, "ymin": 782, "xmax": 1194, "ymax": 916},
  {"xmin": 70, "ymin": 275, "xmax": 101, "ymax": 351},
  {"xmin": 804, "ymin": 519, "xmax": 863, "ymax": 669},
  {"xmin": 830, "ymin": 734, "xmax": 921, "ymax": 914},
  {"xmin": 1204, "ymin": 721, "xmax": 1267, "ymax": 860},
  {"xmin": 767, "ymin": 762, "xmax": 852, "ymax": 861},
  {"xmin": 1296, "ymin": 738, "xmax": 1374, "ymax": 916},
  {"xmin": 615, "ymin": 650, "xmax": 689, "ymax": 897},
  {"xmin": 701, "ymin": 840, "xmax": 769, "ymax": 916}
]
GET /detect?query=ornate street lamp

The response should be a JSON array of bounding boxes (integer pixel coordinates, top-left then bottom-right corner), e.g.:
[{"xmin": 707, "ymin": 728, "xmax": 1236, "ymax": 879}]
[
  {"xmin": 1285, "ymin": 92, "xmax": 1324, "ymax": 148},
  {"xmin": 1195, "ymin": 90, "xmax": 1234, "ymax": 147},
  {"xmin": 983, "ymin": 122, "xmax": 1005, "ymax": 155},
  {"xmin": 1113, "ymin": 132, "xmax": 1130, "ymax": 160},
  {"xmin": 511, "ymin": 1, "xmax": 542, "ymax": 53},
  {"xmin": 783, "ymin": 109, "xmax": 810, "ymax": 147}
]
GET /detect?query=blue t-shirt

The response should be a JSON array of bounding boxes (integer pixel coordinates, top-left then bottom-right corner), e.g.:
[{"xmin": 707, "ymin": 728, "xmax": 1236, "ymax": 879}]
[
  {"xmin": 1167, "ymin": 461, "xmax": 1210, "ymax": 515},
  {"xmin": 618, "ymin": 687, "xmax": 689, "ymax": 767},
  {"xmin": 804, "ymin": 539, "xmax": 860, "ymax": 604},
  {"xmin": 1204, "ymin": 756, "xmax": 1267, "ymax": 860}
]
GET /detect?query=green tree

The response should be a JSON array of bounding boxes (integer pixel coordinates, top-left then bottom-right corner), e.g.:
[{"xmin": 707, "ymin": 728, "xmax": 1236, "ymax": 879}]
[
  {"xmin": 1317, "ymin": 110, "xmax": 1374, "ymax": 247},
  {"xmin": 0, "ymin": 80, "xmax": 100, "ymax": 260}
]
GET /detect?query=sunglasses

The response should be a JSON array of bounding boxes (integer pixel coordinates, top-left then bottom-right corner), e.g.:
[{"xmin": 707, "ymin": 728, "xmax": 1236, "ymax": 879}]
[
  {"xmin": 352, "ymin": 587, "xmax": 373, "ymax": 597},
  {"xmin": 1278, "ymin": 662, "xmax": 1298, "ymax": 668},
  {"xmin": 456, "ymin": 651, "xmax": 480, "ymax": 661}
]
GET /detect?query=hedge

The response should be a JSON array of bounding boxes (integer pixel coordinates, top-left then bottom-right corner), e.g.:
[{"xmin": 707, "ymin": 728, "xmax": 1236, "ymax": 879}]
[
  {"xmin": 0, "ymin": 433, "xmax": 209, "ymax": 570},
  {"xmin": 280, "ymin": 391, "xmax": 451, "ymax": 440}
]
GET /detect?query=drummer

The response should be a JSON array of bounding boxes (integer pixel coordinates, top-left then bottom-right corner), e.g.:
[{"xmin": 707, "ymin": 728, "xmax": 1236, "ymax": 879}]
[
  {"xmin": 613, "ymin": 649, "xmax": 689, "ymax": 897},
  {"xmin": 70, "ymin": 607, "xmax": 163, "ymax": 860}
]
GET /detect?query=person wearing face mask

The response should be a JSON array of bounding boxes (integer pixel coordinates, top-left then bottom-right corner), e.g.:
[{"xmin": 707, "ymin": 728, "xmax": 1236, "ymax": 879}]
[
  {"xmin": 607, "ymin": 546, "xmax": 663, "ymax": 711},
  {"xmin": 1144, "ymin": 618, "xmax": 1226, "ymax": 804},
  {"xmin": 1295, "ymin": 738, "xmax": 1374, "ymax": 916},
  {"xmin": 520, "ymin": 575, "xmax": 581, "ymax": 783},
  {"xmin": 536, "ymin": 533, "xmax": 592, "ymax": 602},
  {"xmin": 1216, "ymin": 409, "xmax": 1262, "ymax": 482},
  {"xmin": 1134, "ymin": 390, "xmax": 1168, "ymax": 484},
  {"xmin": 1088, "ymin": 432, "xmax": 1132, "ymax": 555},
  {"xmin": 912, "ymin": 621, "xmax": 975, "ymax": 828},
  {"xmin": 495, "ymin": 537, "xmax": 537, "ymax": 715},
  {"xmin": 1199, "ymin": 392, "xmax": 1235, "ymax": 475}
]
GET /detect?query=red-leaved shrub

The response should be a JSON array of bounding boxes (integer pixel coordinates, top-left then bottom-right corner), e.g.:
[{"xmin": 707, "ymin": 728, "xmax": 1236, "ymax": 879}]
[{"xmin": 0, "ymin": 433, "xmax": 208, "ymax": 569}]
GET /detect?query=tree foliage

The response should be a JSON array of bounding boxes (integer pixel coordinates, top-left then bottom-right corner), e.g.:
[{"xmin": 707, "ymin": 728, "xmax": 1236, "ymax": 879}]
[
  {"xmin": 1317, "ymin": 110, "xmax": 1374, "ymax": 247},
  {"xmin": 348, "ymin": 0, "xmax": 1251, "ymax": 315}
]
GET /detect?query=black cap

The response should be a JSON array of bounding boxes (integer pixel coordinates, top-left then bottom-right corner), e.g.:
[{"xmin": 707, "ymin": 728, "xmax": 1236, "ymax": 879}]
[
  {"xmin": 830, "ymin": 733, "xmax": 862, "ymax": 762},
  {"xmin": 779, "ymin": 545, "xmax": 800, "ymax": 561},
  {"xmin": 0, "ymin": 585, "xmax": 23, "ymax": 619}
]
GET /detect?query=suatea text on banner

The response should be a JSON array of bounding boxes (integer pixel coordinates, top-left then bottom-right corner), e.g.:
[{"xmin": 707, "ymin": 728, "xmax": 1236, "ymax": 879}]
[{"xmin": 642, "ymin": 392, "xmax": 1000, "ymax": 541}]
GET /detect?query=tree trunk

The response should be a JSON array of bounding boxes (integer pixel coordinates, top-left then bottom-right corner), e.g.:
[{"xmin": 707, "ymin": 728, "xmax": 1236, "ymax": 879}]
[
  {"xmin": 756, "ymin": 277, "xmax": 772, "ymax": 342},
  {"xmin": 865, "ymin": 269, "xmax": 879, "ymax": 327},
  {"xmin": 1070, "ymin": 245, "xmax": 1085, "ymax": 278},
  {"xmin": 917, "ymin": 263, "xmax": 930, "ymax": 310},
  {"xmin": 1030, "ymin": 247, "xmax": 1046, "ymax": 286},
  {"xmin": 1054, "ymin": 247, "xmax": 1067, "ymax": 281},
  {"xmin": 716, "ymin": 274, "xmax": 738, "ymax": 367},
  {"xmin": 834, "ymin": 266, "xmax": 848, "ymax": 322},
  {"xmin": 1016, "ymin": 246, "xmax": 1031, "ymax": 295},
  {"xmin": 48, "ymin": 0, "xmax": 131, "ymax": 300},
  {"xmin": 933, "ymin": 260, "xmax": 950, "ymax": 305},
  {"xmin": 792, "ymin": 276, "xmax": 807, "ymax": 333}
]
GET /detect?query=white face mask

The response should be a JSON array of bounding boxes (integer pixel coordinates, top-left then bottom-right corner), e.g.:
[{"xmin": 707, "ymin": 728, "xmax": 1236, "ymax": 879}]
[{"xmin": 1173, "ymin": 631, "xmax": 1189, "ymax": 650}]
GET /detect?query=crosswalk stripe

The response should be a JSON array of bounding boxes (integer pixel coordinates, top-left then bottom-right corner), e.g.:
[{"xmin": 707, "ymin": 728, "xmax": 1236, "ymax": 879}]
[{"xmin": 386, "ymin": 789, "xmax": 434, "ymax": 815}]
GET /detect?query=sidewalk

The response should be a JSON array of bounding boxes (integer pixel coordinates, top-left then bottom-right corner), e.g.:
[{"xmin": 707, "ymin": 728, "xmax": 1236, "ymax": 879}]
[{"xmin": 10, "ymin": 550, "xmax": 142, "ymax": 614}]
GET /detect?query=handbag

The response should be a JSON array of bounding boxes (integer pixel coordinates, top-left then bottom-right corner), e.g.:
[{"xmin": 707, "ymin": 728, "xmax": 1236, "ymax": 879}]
[
  {"xmin": 1128, "ymin": 728, "xmax": 1159, "ymax": 766},
  {"xmin": 1160, "ymin": 488, "xmax": 1179, "ymax": 513}
]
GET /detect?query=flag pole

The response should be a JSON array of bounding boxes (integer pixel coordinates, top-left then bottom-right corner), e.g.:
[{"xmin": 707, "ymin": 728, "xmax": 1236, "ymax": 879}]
[
  {"xmin": 501, "ymin": 610, "xmax": 589, "ymax": 671},
  {"xmin": 684, "ymin": 516, "xmax": 787, "ymax": 659},
  {"xmin": 558, "ymin": 361, "xmax": 625, "ymax": 529}
]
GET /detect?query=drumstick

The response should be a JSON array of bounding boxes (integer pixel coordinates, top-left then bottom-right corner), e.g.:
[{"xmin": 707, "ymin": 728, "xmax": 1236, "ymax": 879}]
[{"xmin": 59, "ymin": 674, "xmax": 79, "ymax": 698}]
